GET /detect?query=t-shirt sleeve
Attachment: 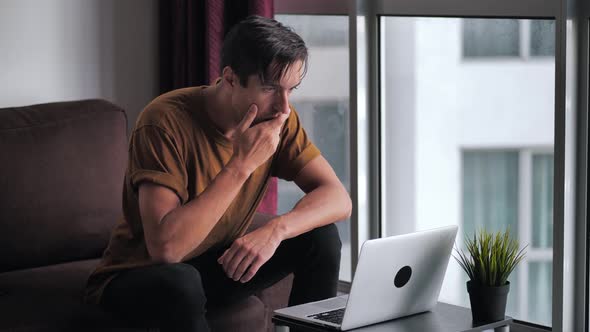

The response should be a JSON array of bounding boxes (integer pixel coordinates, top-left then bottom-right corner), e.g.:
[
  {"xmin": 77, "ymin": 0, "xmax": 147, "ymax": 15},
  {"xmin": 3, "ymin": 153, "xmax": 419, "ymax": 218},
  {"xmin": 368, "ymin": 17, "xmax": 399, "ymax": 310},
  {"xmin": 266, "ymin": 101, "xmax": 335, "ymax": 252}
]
[
  {"xmin": 271, "ymin": 107, "xmax": 321, "ymax": 181},
  {"xmin": 128, "ymin": 125, "xmax": 189, "ymax": 204}
]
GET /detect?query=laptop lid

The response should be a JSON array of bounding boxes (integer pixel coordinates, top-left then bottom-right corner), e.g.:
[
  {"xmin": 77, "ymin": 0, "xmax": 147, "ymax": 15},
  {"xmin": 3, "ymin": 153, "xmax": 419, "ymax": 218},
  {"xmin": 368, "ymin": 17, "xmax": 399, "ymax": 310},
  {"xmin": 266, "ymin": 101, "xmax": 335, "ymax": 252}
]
[
  {"xmin": 273, "ymin": 225, "xmax": 459, "ymax": 331},
  {"xmin": 340, "ymin": 225, "xmax": 458, "ymax": 330}
]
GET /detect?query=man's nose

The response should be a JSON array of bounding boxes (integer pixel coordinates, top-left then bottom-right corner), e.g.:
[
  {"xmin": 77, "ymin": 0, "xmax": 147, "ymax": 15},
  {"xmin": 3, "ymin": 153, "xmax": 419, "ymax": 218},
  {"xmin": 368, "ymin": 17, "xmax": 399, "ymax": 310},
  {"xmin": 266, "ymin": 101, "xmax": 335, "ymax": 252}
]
[{"xmin": 274, "ymin": 90, "xmax": 289, "ymax": 113}]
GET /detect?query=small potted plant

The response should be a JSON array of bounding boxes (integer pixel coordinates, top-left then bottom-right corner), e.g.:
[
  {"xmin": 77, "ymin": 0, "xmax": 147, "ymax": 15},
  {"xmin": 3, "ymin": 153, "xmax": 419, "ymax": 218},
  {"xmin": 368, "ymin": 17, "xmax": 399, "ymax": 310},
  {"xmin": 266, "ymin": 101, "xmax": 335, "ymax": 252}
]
[{"xmin": 454, "ymin": 228, "xmax": 527, "ymax": 323}]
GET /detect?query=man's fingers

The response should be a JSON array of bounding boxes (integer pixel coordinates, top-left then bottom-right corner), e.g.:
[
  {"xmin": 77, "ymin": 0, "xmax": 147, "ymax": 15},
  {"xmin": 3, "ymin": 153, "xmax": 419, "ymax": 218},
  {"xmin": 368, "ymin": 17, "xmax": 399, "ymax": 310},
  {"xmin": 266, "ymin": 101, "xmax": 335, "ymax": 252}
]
[
  {"xmin": 255, "ymin": 111, "xmax": 289, "ymax": 134},
  {"xmin": 218, "ymin": 250, "xmax": 227, "ymax": 263},
  {"xmin": 218, "ymin": 246, "xmax": 236, "ymax": 267},
  {"xmin": 218, "ymin": 240, "xmax": 255, "ymax": 280},
  {"xmin": 217, "ymin": 250, "xmax": 227, "ymax": 264},
  {"xmin": 240, "ymin": 258, "xmax": 264, "ymax": 283},
  {"xmin": 226, "ymin": 249, "xmax": 249, "ymax": 279},
  {"xmin": 268, "ymin": 110, "xmax": 290, "ymax": 129},
  {"xmin": 237, "ymin": 104, "xmax": 258, "ymax": 134},
  {"xmin": 232, "ymin": 252, "xmax": 256, "ymax": 281}
]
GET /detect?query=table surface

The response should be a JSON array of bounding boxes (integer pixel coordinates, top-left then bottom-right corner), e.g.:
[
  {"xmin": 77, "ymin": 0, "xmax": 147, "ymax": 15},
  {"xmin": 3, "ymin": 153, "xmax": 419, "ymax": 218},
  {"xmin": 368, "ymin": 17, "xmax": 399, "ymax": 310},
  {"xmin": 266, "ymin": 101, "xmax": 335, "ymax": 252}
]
[{"xmin": 273, "ymin": 302, "xmax": 512, "ymax": 332}]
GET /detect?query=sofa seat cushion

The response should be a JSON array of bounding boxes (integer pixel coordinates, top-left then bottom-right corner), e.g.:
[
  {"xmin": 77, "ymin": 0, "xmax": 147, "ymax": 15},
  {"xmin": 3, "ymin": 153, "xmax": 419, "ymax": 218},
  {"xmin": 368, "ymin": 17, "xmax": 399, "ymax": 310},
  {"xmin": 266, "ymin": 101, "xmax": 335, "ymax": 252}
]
[
  {"xmin": 0, "ymin": 258, "xmax": 153, "ymax": 331},
  {"xmin": 207, "ymin": 296, "xmax": 267, "ymax": 332},
  {"xmin": 256, "ymin": 273, "xmax": 293, "ymax": 313},
  {"xmin": 0, "ymin": 258, "xmax": 281, "ymax": 332}
]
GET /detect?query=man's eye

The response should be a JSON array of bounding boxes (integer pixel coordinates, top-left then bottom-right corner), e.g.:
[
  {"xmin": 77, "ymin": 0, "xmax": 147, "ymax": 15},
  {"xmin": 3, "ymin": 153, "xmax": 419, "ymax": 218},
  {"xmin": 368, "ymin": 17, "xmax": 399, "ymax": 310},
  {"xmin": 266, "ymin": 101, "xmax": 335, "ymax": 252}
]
[{"xmin": 262, "ymin": 87, "xmax": 275, "ymax": 92}]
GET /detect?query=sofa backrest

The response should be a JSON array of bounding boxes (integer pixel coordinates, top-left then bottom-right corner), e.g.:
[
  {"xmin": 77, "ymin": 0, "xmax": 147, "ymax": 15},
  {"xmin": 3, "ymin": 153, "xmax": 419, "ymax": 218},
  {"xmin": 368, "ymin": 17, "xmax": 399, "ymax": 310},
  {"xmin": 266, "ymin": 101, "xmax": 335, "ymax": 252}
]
[{"xmin": 0, "ymin": 99, "xmax": 127, "ymax": 273}]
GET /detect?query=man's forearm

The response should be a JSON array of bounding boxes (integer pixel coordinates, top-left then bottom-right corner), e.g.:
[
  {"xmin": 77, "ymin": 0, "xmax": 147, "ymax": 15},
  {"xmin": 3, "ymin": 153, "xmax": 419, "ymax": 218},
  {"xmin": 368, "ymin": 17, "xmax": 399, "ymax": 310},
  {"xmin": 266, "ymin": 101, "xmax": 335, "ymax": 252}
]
[
  {"xmin": 271, "ymin": 183, "xmax": 352, "ymax": 241},
  {"xmin": 156, "ymin": 159, "xmax": 250, "ymax": 262}
]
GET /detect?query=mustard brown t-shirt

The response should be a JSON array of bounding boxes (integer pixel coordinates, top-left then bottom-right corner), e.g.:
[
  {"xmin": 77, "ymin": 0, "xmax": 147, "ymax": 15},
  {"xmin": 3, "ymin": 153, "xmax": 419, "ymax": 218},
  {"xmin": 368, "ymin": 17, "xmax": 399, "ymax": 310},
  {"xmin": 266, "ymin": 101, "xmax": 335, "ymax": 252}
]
[{"xmin": 84, "ymin": 85, "xmax": 321, "ymax": 304}]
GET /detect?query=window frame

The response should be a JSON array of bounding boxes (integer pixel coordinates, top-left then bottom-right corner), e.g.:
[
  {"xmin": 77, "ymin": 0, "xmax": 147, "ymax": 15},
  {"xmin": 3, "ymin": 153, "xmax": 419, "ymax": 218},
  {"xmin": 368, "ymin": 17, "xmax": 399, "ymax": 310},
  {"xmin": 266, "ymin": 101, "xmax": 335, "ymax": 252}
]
[
  {"xmin": 581, "ymin": 3, "xmax": 590, "ymax": 331},
  {"xmin": 275, "ymin": 0, "xmax": 590, "ymax": 330}
]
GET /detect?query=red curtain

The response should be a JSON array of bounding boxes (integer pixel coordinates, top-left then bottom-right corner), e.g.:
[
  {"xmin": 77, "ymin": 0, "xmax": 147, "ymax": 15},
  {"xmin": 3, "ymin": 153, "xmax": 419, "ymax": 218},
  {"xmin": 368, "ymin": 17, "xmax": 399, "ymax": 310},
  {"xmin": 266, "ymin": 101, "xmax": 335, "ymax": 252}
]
[{"xmin": 159, "ymin": 0, "xmax": 277, "ymax": 215}]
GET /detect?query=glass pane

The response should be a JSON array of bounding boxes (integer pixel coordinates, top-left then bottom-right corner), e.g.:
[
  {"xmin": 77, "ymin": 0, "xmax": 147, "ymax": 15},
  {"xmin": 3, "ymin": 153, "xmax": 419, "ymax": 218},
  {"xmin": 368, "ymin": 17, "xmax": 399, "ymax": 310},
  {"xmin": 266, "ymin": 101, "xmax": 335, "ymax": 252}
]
[
  {"xmin": 381, "ymin": 17, "xmax": 555, "ymax": 325},
  {"xmin": 461, "ymin": 151, "xmax": 520, "ymax": 316},
  {"xmin": 529, "ymin": 261, "xmax": 552, "ymax": 326},
  {"xmin": 275, "ymin": 15, "xmax": 351, "ymax": 282},
  {"xmin": 463, "ymin": 19, "xmax": 520, "ymax": 57},
  {"xmin": 530, "ymin": 21, "xmax": 555, "ymax": 57},
  {"xmin": 532, "ymin": 154, "xmax": 554, "ymax": 248},
  {"xmin": 276, "ymin": 15, "xmax": 347, "ymax": 47},
  {"xmin": 462, "ymin": 151, "xmax": 519, "ymax": 238}
]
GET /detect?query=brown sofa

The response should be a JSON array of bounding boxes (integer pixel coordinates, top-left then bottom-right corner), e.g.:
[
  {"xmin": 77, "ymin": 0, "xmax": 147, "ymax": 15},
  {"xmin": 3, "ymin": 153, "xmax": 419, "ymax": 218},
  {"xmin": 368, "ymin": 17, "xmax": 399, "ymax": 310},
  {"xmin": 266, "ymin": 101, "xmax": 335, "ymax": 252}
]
[{"xmin": 0, "ymin": 99, "xmax": 293, "ymax": 332}]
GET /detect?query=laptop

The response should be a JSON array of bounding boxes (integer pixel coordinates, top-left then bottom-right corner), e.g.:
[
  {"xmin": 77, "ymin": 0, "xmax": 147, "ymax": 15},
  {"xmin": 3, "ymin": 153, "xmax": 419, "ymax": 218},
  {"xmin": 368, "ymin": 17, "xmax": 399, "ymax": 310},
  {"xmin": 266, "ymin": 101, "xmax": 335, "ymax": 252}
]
[{"xmin": 274, "ymin": 225, "xmax": 459, "ymax": 331}]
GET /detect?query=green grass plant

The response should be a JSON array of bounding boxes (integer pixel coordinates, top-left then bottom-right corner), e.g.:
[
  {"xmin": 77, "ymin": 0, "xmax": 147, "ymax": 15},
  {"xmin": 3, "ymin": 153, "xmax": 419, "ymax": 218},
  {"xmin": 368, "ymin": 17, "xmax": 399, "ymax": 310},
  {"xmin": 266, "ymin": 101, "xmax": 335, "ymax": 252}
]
[{"xmin": 454, "ymin": 228, "xmax": 527, "ymax": 287}]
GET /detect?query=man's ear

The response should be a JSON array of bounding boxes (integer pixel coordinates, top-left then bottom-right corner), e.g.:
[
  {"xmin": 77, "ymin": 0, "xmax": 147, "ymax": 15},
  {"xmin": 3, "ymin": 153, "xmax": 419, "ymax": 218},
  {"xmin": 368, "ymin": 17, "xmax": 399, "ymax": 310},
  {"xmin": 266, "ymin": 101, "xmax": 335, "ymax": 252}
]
[{"xmin": 222, "ymin": 66, "xmax": 236, "ymax": 87}]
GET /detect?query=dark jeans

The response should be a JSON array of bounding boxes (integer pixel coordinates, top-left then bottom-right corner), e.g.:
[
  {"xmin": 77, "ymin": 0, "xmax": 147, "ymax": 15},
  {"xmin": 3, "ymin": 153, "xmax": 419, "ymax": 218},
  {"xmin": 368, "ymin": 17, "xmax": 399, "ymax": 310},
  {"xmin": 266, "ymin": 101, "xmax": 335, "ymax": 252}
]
[{"xmin": 100, "ymin": 223, "xmax": 342, "ymax": 332}]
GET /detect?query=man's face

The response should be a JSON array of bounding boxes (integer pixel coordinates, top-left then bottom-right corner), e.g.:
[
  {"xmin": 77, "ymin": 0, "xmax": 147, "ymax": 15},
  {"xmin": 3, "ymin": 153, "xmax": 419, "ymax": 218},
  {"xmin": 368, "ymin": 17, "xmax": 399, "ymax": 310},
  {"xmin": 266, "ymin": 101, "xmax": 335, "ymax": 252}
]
[{"xmin": 230, "ymin": 61, "xmax": 303, "ymax": 126}]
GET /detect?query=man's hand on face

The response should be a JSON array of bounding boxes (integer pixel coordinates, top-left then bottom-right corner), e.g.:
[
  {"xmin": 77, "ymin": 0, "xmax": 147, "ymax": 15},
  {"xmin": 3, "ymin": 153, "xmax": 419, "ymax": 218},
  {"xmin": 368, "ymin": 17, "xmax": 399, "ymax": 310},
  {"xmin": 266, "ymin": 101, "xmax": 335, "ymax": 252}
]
[
  {"xmin": 228, "ymin": 104, "xmax": 290, "ymax": 176},
  {"xmin": 217, "ymin": 221, "xmax": 283, "ymax": 283}
]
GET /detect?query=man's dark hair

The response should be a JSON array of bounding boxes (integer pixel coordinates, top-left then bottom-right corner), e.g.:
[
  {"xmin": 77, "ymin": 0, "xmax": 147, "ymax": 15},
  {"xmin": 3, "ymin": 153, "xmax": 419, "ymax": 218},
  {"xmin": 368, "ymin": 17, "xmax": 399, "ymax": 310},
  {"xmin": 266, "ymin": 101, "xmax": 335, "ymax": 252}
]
[{"xmin": 221, "ymin": 15, "xmax": 308, "ymax": 87}]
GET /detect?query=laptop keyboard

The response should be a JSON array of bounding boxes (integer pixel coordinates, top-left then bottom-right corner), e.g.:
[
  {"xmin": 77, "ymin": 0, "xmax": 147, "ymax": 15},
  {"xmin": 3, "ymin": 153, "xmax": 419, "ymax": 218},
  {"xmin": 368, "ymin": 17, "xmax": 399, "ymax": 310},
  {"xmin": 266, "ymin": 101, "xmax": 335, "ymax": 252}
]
[{"xmin": 308, "ymin": 308, "xmax": 345, "ymax": 325}]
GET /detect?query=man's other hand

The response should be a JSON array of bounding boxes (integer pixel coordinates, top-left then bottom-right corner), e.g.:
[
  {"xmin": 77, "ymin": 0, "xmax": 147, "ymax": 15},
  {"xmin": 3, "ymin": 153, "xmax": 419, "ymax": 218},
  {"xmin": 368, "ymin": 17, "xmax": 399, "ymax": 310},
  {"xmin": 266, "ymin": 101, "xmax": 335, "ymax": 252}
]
[{"xmin": 217, "ymin": 219, "xmax": 284, "ymax": 283}]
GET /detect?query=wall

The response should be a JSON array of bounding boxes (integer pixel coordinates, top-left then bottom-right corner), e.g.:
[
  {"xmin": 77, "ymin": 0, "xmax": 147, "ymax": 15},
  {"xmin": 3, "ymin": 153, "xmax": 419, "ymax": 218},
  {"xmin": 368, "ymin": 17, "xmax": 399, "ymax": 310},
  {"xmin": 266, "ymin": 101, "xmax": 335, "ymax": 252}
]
[{"xmin": 0, "ymin": 0, "xmax": 159, "ymax": 134}]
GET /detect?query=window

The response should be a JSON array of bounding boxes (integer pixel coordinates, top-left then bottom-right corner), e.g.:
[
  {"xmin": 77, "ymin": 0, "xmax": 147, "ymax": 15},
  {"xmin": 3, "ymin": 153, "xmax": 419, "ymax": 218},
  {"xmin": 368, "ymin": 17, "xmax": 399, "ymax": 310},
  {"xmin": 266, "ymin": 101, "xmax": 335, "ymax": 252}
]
[
  {"xmin": 380, "ymin": 16, "xmax": 555, "ymax": 325},
  {"xmin": 276, "ymin": 0, "xmax": 589, "ymax": 328},
  {"xmin": 462, "ymin": 150, "xmax": 553, "ymax": 326},
  {"xmin": 462, "ymin": 19, "xmax": 555, "ymax": 58},
  {"xmin": 274, "ymin": 14, "xmax": 352, "ymax": 282},
  {"xmin": 276, "ymin": 15, "xmax": 347, "ymax": 47},
  {"xmin": 463, "ymin": 19, "xmax": 520, "ymax": 57},
  {"xmin": 530, "ymin": 21, "xmax": 556, "ymax": 57}
]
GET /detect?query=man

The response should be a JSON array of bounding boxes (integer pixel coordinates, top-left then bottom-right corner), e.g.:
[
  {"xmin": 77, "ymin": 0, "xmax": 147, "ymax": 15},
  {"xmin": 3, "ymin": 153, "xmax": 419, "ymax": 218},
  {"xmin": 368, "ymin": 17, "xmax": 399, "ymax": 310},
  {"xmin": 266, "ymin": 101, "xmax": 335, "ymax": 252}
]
[{"xmin": 85, "ymin": 15, "xmax": 352, "ymax": 332}]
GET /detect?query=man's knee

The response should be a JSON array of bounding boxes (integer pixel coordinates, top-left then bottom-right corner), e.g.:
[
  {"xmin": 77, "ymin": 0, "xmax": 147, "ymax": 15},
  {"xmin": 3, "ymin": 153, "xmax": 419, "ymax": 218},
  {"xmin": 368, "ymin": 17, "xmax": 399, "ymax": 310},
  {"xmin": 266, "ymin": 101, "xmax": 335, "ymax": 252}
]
[
  {"xmin": 156, "ymin": 263, "xmax": 207, "ymax": 312},
  {"xmin": 307, "ymin": 223, "xmax": 342, "ymax": 265}
]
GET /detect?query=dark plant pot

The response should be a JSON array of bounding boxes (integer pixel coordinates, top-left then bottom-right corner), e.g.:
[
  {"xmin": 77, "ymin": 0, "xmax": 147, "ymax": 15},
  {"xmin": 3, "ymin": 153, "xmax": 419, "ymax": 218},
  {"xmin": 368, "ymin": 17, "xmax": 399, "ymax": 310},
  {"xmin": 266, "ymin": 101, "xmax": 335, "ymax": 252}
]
[{"xmin": 466, "ymin": 280, "xmax": 510, "ymax": 323}]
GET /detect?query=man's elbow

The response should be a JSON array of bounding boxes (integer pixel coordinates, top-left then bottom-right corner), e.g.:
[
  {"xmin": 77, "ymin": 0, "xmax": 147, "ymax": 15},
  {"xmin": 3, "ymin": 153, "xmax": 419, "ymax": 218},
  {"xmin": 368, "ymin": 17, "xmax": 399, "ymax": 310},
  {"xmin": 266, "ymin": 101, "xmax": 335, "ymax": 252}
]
[
  {"xmin": 343, "ymin": 197, "xmax": 353, "ymax": 219},
  {"xmin": 340, "ymin": 188, "xmax": 353, "ymax": 220}
]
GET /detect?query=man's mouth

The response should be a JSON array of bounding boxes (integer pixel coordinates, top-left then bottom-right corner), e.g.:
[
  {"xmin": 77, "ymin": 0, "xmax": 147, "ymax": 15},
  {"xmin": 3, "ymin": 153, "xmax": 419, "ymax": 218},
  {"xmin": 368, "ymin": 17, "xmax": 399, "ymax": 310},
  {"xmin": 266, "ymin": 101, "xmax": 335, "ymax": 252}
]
[
  {"xmin": 262, "ymin": 114, "xmax": 280, "ymax": 122},
  {"xmin": 250, "ymin": 116, "xmax": 275, "ymax": 127}
]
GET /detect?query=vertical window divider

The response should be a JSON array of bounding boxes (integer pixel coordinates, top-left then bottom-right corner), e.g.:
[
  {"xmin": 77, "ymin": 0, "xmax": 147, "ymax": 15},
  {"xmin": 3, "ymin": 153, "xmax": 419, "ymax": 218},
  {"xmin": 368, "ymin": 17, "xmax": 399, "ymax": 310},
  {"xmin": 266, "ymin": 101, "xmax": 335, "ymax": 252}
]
[
  {"xmin": 521, "ymin": 20, "xmax": 532, "ymax": 59},
  {"xmin": 349, "ymin": 0, "xmax": 381, "ymax": 276},
  {"xmin": 519, "ymin": 149, "xmax": 533, "ymax": 319},
  {"xmin": 574, "ymin": 2, "xmax": 590, "ymax": 331},
  {"xmin": 553, "ymin": 0, "xmax": 586, "ymax": 328}
]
